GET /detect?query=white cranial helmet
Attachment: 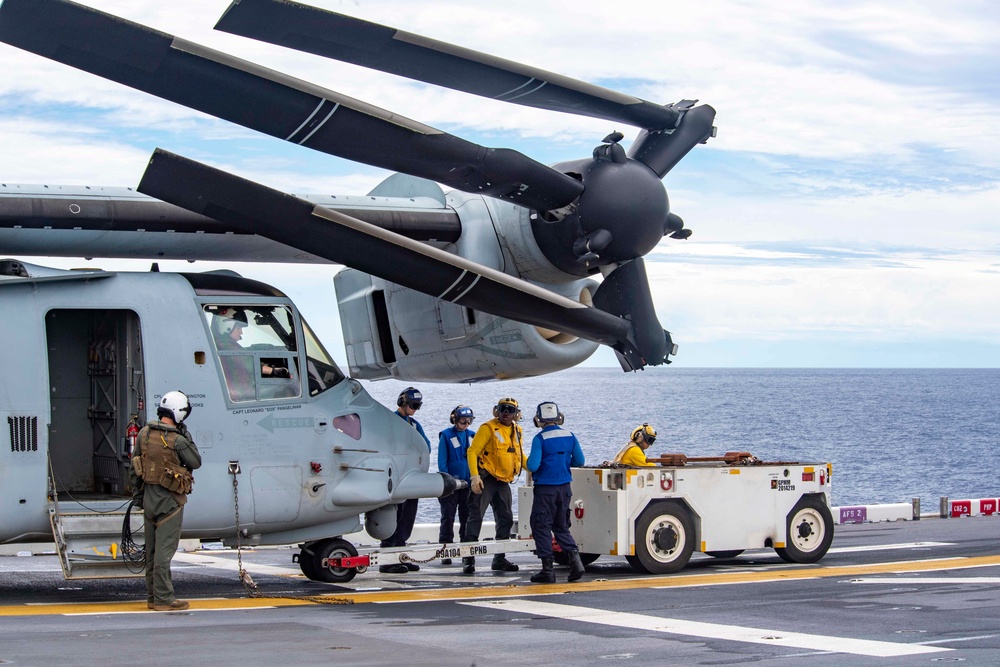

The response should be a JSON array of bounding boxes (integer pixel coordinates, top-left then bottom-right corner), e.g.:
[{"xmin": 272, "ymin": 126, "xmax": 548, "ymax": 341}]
[
  {"xmin": 213, "ymin": 307, "xmax": 248, "ymax": 336},
  {"xmin": 533, "ymin": 401, "xmax": 564, "ymax": 427},
  {"xmin": 158, "ymin": 390, "xmax": 192, "ymax": 424}
]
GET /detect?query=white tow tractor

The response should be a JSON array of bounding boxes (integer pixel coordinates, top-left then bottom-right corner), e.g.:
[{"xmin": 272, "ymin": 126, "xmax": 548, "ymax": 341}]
[
  {"xmin": 518, "ymin": 453, "xmax": 835, "ymax": 574},
  {"xmin": 319, "ymin": 453, "xmax": 834, "ymax": 581}
]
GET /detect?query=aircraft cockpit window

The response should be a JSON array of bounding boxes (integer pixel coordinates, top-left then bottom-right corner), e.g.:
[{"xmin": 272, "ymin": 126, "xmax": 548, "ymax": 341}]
[
  {"xmin": 301, "ymin": 316, "xmax": 345, "ymax": 396},
  {"xmin": 205, "ymin": 305, "xmax": 302, "ymax": 403}
]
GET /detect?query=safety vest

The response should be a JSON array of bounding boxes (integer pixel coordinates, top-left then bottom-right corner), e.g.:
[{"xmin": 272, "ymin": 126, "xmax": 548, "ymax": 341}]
[
  {"xmin": 472, "ymin": 420, "xmax": 524, "ymax": 483},
  {"xmin": 613, "ymin": 442, "xmax": 653, "ymax": 467}
]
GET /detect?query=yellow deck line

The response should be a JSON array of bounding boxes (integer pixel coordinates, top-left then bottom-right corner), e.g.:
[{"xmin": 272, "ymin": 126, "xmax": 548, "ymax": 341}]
[{"xmin": 3, "ymin": 554, "xmax": 1000, "ymax": 617}]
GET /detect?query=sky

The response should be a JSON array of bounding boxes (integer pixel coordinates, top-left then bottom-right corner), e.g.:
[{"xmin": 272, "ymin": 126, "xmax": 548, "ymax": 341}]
[{"xmin": 1, "ymin": 0, "xmax": 998, "ymax": 369}]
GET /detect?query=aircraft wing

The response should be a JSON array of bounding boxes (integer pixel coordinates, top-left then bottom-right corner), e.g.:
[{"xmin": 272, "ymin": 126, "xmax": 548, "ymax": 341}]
[
  {"xmin": 138, "ymin": 149, "xmax": 647, "ymax": 368},
  {"xmin": 0, "ymin": 184, "xmax": 460, "ymax": 263}
]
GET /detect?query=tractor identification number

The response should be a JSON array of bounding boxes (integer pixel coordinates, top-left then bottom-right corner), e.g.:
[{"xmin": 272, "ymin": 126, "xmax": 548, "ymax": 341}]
[{"xmin": 771, "ymin": 479, "xmax": 796, "ymax": 491}]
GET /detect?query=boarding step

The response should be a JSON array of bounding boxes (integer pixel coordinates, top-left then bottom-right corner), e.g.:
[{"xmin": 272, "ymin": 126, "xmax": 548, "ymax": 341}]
[{"xmin": 49, "ymin": 506, "xmax": 145, "ymax": 579}]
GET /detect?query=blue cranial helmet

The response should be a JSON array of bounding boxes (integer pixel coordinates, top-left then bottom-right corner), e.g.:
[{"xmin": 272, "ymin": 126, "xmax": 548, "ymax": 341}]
[
  {"xmin": 451, "ymin": 405, "xmax": 474, "ymax": 424},
  {"xmin": 397, "ymin": 387, "xmax": 423, "ymax": 409}
]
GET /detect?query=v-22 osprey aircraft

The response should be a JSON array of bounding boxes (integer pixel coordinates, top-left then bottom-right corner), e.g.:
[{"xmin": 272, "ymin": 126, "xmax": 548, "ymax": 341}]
[
  {"xmin": 0, "ymin": 0, "xmax": 716, "ymax": 582},
  {"xmin": 0, "ymin": 258, "xmax": 459, "ymax": 582}
]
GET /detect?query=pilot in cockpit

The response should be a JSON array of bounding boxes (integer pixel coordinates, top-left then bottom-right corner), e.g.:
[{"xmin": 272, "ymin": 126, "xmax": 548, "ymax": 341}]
[
  {"xmin": 211, "ymin": 308, "xmax": 293, "ymax": 402},
  {"xmin": 213, "ymin": 308, "xmax": 291, "ymax": 378}
]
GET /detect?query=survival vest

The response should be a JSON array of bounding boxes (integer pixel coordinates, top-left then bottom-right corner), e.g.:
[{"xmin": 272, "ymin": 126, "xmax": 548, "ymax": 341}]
[{"xmin": 133, "ymin": 427, "xmax": 194, "ymax": 495}]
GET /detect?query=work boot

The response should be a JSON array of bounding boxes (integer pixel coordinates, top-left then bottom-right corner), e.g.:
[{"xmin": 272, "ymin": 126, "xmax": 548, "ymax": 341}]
[
  {"xmin": 529, "ymin": 558, "xmax": 555, "ymax": 583},
  {"xmin": 440, "ymin": 558, "xmax": 453, "ymax": 565},
  {"xmin": 491, "ymin": 554, "xmax": 519, "ymax": 572},
  {"xmin": 462, "ymin": 557, "xmax": 476, "ymax": 574},
  {"xmin": 153, "ymin": 599, "xmax": 190, "ymax": 612},
  {"xmin": 567, "ymin": 550, "xmax": 586, "ymax": 582},
  {"xmin": 379, "ymin": 563, "xmax": 409, "ymax": 574}
]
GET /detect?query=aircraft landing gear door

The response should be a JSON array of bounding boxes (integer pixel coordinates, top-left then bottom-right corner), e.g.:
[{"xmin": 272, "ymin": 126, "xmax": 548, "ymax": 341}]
[{"xmin": 45, "ymin": 309, "xmax": 145, "ymax": 498}]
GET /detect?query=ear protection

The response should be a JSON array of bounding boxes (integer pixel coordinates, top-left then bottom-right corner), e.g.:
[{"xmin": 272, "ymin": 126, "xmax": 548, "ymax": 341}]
[
  {"xmin": 492, "ymin": 397, "xmax": 521, "ymax": 421},
  {"xmin": 450, "ymin": 405, "xmax": 475, "ymax": 424},
  {"xmin": 397, "ymin": 387, "xmax": 422, "ymax": 408},
  {"xmin": 631, "ymin": 423, "xmax": 657, "ymax": 443},
  {"xmin": 533, "ymin": 401, "xmax": 565, "ymax": 428}
]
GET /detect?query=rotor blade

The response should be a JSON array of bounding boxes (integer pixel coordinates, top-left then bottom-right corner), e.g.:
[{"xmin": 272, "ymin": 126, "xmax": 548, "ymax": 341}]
[
  {"xmin": 592, "ymin": 258, "xmax": 672, "ymax": 367},
  {"xmin": 0, "ymin": 0, "xmax": 583, "ymax": 212},
  {"xmin": 137, "ymin": 149, "xmax": 651, "ymax": 367},
  {"xmin": 215, "ymin": 0, "xmax": 682, "ymax": 131},
  {"xmin": 628, "ymin": 103, "xmax": 717, "ymax": 178}
]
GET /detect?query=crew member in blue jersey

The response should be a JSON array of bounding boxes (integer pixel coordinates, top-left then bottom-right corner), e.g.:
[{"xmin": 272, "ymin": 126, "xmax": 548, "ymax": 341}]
[
  {"xmin": 436, "ymin": 405, "xmax": 475, "ymax": 565},
  {"xmin": 379, "ymin": 386, "xmax": 431, "ymax": 574},
  {"xmin": 526, "ymin": 401, "xmax": 586, "ymax": 583}
]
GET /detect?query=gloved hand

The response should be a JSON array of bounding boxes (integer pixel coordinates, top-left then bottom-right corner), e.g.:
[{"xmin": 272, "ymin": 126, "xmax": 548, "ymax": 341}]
[
  {"xmin": 271, "ymin": 366, "xmax": 291, "ymax": 379},
  {"xmin": 470, "ymin": 475, "xmax": 484, "ymax": 494}
]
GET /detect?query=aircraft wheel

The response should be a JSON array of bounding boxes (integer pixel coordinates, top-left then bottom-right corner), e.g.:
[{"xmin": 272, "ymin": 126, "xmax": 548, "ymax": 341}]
[
  {"xmin": 305, "ymin": 538, "xmax": 361, "ymax": 583},
  {"xmin": 775, "ymin": 496, "xmax": 834, "ymax": 564},
  {"xmin": 297, "ymin": 542, "xmax": 321, "ymax": 580},
  {"xmin": 632, "ymin": 502, "xmax": 695, "ymax": 574},
  {"xmin": 706, "ymin": 550, "xmax": 744, "ymax": 559}
]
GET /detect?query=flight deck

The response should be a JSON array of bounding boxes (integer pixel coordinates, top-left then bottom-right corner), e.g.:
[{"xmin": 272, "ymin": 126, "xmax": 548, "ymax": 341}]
[{"xmin": 2, "ymin": 517, "xmax": 1000, "ymax": 666}]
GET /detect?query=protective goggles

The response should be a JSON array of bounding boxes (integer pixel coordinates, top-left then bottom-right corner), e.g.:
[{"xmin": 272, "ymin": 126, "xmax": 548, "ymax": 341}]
[
  {"xmin": 497, "ymin": 404, "xmax": 518, "ymax": 414},
  {"xmin": 456, "ymin": 418, "xmax": 473, "ymax": 425}
]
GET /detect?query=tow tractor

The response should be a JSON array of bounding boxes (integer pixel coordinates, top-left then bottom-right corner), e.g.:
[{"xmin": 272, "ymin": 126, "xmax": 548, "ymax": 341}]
[
  {"xmin": 315, "ymin": 453, "xmax": 834, "ymax": 582},
  {"xmin": 519, "ymin": 452, "xmax": 834, "ymax": 573}
]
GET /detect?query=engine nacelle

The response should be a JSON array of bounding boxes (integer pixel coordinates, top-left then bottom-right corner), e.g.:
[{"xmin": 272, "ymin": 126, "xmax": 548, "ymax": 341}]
[{"xmin": 335, "ymin": 269, "xmax": 599, "ymax": 382}]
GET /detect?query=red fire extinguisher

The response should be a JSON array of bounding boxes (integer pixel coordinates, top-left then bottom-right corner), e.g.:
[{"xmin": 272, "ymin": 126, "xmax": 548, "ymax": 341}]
[{"xmin": 126, "ymin": 416, "xmax": 140, "ymax": 457}]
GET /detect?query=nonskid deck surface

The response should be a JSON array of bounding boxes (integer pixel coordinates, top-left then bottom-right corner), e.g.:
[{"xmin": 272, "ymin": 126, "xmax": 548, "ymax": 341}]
[{"xmin": 2, "ymin": 517, "xmax": 1000, "ymax": 666}]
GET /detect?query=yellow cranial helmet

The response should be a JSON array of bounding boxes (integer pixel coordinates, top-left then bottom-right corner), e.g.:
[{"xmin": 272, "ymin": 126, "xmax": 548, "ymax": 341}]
[
  {"xmin": 631, "ymin": 423, "xmax": 657, "ymax": 443},
  {"xmin": 493, "ymin": 397, "xmax": 520, "ymax": 419}
]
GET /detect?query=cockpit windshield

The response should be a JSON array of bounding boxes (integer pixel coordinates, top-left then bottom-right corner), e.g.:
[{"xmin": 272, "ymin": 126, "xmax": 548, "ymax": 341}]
[
  {"xmin": 205, "ymin": 304, "xmax": 301, "ymax": 403},
  {"xmin": 204, "ymin": 304, "xmax": 343, "ymax": 402},
  {"xmin": 300, "ymin": 316, "xmax": 345, "ymax": 396}
]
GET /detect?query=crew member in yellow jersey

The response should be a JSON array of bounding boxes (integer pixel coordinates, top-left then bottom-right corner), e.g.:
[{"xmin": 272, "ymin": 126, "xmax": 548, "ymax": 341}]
[
  {"xmin": 463, "ymin": 397, "xmax": 527, "ymax": 574},
  {"xmin": 613, "ymin": 423, "xmax": 658, "ymax": 467}
]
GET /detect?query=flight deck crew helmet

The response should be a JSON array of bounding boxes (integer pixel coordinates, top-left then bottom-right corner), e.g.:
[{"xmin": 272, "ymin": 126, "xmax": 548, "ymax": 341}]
[
  {"xmin": 157, "ymin": 391, "xmax": 193, "ymax": 424},
  {"xmin": 493, "ymin": 397, "xmax": 521, "ymax": 420},
  {"xmin": 533, "ymin": 401, "xmax": 564, "ymax": 427},
  {"xmin": 450, "ymin": 405, "xmax": 475, "ymax": 425},
  {"xmin": 397, "ymin": 387, "xmax": 423, "ymax": 410},
  {"xmin": 213, "ymin": 307, "xmax": 248, "ymax": 336},
  {"xmin": 631, "ymin": 423, "xmax": 657, "ymax": 445}
]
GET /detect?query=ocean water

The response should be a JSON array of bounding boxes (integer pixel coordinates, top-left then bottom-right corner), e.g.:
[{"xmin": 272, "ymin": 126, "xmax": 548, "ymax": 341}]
[{"xmin": 360, "ymin": 368, "xmax": 1000, "ymax": 523}]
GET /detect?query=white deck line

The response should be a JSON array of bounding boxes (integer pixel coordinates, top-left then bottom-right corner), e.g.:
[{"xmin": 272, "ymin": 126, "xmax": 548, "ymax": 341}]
[{"xmin": 460, "ymin": 599, "xmax": 950, "ymax": 658}]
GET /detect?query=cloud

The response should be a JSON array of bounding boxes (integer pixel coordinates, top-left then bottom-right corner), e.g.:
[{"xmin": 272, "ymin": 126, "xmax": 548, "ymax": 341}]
[{"xmin": 1, "ymin": 0, "xmax": 998, "ymax": 368}]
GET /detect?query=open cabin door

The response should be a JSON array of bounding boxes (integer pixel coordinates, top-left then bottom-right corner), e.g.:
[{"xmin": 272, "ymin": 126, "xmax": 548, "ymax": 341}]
[{"xmin": 46, "ymin": 309, "xmax": 145, "ymax": 498}]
